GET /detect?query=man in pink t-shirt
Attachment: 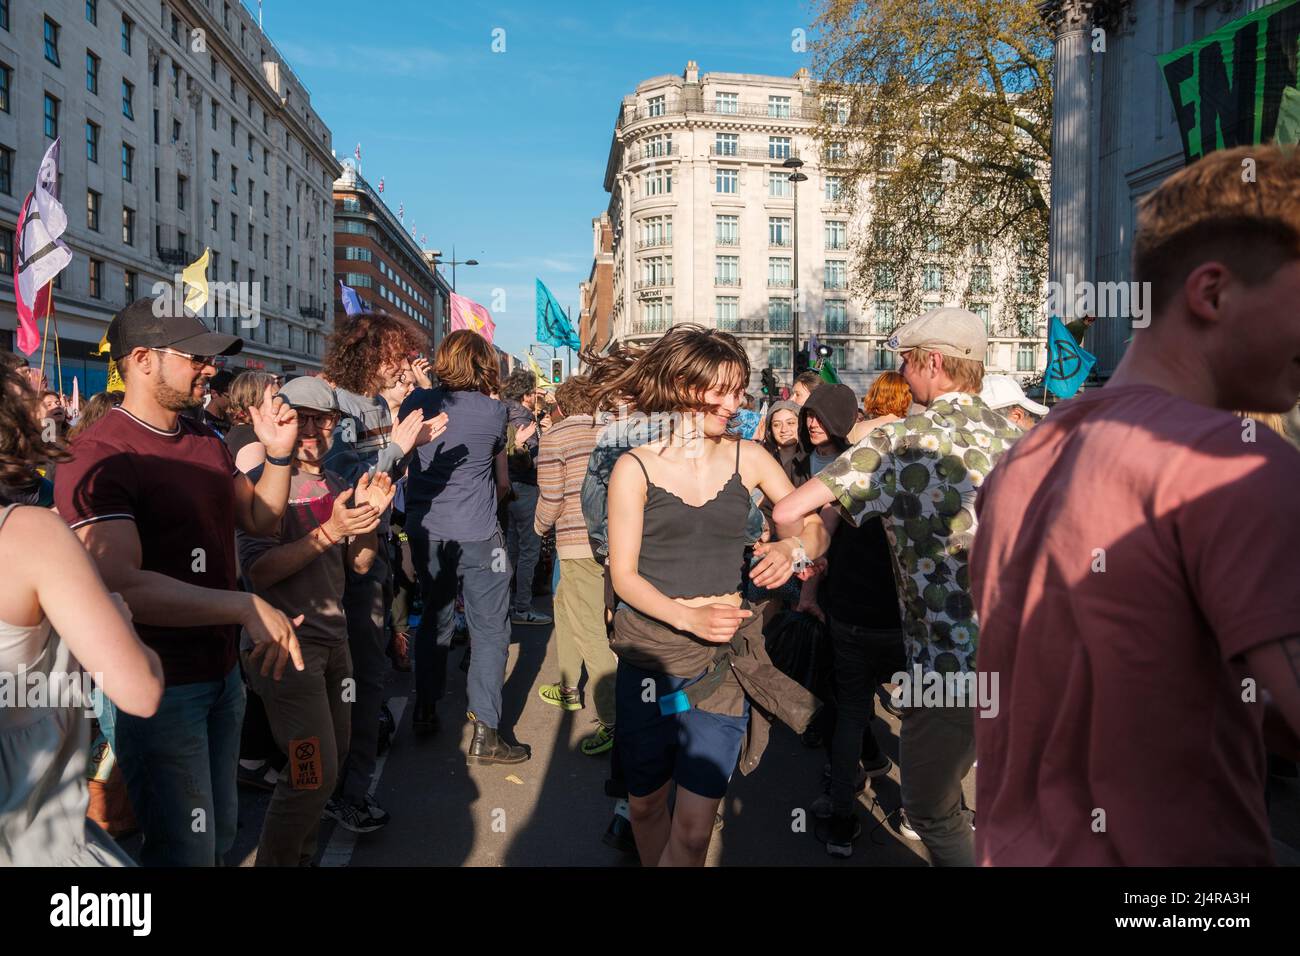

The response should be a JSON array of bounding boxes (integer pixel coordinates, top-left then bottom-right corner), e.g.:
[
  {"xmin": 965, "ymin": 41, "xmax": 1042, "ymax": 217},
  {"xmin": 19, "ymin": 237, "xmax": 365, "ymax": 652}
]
[{"xmin": 971, "ymin": 144, "xmax": 1300, "ymax": 865}]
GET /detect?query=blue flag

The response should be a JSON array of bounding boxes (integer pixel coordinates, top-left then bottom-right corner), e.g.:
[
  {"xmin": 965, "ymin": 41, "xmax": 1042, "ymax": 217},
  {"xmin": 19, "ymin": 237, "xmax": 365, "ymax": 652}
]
[
  {"xmin": 1045, "ymin": 315, "xmax": 1096, "ymax": 399},
  {"xmin": 339, "ymin": 279, "xmax": 364, "ymax": 317},
  {"xmin": 536, "ymin": 279, "xmax": 580, "ymax": 349}
]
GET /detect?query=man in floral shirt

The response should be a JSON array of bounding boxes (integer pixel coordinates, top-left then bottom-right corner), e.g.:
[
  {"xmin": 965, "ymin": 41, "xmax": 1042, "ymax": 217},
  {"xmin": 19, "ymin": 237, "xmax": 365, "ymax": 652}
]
[{"xmin": 775, "ymin": 307, "xmax": 1020, "ymax": 865}]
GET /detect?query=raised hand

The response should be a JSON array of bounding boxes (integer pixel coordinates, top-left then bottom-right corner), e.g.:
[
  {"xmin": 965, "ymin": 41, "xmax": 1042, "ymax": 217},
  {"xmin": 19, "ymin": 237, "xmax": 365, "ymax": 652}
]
[
  {"xmin": 353, "ymin": 471, "xmax": 397, "ymax": 516},
  {"xmin": 249, "ymin": 389, "xmax": 298, "ymax": 459},
  {"xmin": 749, "ymin": 539, "xmax": 795, "ymax": 589},
  {"xmin": 390, "ymin": 407, "xmax": 428, "ymax": 455},
  {"xmin": 325, "ymin": 486, "xmax": 380, "ymax": 539},
  {"xmin": 410, "ymin": 356, "xmax": 433, "ymax": 389}
]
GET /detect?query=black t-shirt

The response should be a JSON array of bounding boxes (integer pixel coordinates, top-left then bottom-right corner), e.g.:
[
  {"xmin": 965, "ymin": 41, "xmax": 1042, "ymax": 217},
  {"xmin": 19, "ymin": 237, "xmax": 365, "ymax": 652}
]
[
  {"xmin": 820, "ymin": 515, "xmax": 902, "ymax": 629},
  {"xmin": 225, "ymin": 422, "xmax": 259, "ymax": 462}
]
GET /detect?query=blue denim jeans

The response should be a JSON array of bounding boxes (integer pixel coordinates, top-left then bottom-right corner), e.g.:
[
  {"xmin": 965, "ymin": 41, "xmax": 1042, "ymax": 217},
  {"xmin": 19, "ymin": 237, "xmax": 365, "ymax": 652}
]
[
  {"xmin": 110, "ymin": 665, "xmax": 246, "ymax": 866},
  {"xmin": 409, "ymin": 527, "xmax": 513, "ymax": 729}
]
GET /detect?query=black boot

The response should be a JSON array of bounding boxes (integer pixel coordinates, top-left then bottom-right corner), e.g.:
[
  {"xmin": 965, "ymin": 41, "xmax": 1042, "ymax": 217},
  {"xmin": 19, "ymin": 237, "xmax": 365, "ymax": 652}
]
[
  {"xmin": 466, "ymin": 719, "xmax": 530, "ymax": 764},
  {"xmin": 412, "ymin": 701, "xmax": 440, "ymax": 737}
]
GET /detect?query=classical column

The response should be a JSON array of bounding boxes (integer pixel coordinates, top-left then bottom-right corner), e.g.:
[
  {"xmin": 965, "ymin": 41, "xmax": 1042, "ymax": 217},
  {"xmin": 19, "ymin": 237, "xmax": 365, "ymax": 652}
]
[{"xmin": 1039, "ymin": 0, "xmax": 1094, "ymax": 320}]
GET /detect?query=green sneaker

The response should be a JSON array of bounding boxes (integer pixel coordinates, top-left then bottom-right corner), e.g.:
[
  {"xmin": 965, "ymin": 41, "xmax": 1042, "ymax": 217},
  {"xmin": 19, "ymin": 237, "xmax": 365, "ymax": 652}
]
[
  {"xmin": 538, "ymin": 683, "xmax": 582, "ymax": 712},
  {"xmin": 580, "ymin": 722, "xmax": 615, "ymax": 756}
]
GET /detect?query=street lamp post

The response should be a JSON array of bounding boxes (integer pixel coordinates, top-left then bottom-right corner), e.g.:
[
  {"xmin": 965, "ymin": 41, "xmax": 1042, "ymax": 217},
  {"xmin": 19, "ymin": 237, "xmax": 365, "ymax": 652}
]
[
  {"xmin": 784, "ymin": 157, "xmax": 808, "ymax": 374},
  {"xmin": 429, "ymin": 244, "xmax": 479, "ymax": 293}
]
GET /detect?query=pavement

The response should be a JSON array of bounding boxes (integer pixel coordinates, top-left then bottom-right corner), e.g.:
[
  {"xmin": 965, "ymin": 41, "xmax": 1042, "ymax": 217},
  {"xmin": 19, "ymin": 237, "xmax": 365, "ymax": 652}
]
[{"xmin": 223, "ymin": 590, "xmax": 1300, "ymax": 867}]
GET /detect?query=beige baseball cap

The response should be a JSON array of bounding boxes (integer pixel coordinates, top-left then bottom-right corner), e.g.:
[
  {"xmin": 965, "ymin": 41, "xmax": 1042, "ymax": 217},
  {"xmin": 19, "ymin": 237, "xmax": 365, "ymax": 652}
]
[{"xmin": 885, "ymin": 307, "xmax": 987, "ymax": 361}]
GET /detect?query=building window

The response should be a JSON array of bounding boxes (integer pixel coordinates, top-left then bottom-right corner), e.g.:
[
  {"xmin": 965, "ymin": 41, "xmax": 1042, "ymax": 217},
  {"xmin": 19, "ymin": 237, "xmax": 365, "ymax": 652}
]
[
  {"xmin": 768, "ymin": 136, "xmax": 791, "ymax": 160},
  {"xmin": 825, "ymin": 176, "xmax": 844, "ymax": 201},
  {"xmin": 715, "ymin": 215, "xmax": 739, "ymax": 246},
  {"xmin": 768, "ymin": 95, "xmax": 791, "ymax": 118},
  {"xmin": 970, "ymin": 303, "xmax": 991, "ymax": 331},
  {"xmin": 263, "ymin": 191, "xmax": 270, "ymax": 217},
  {"xmin": 231, "ymin": 166, "xmax": 238, "ymax": 195},
  {"xmin": 343, "ymin": 246, "xmax": 373, "ymax": 261},
  {"xmin": 875, "ymin": 342, "xmax": 897, "ymax": 370},
  {"xmin": 826, "ymin": 141, "xmax": 847, "ymax": 161},
  {"xmin": 878, "ymin": 144, "xmax": 897, "ymax": 170},
  {"xmin": 247, "ymin": 132, "xmax": 254, "ymax": 162},
  {"xmin": 121, "ymin": 80, "xmax": 134, "ymax": 119},
  {"xmin": 89, "ymin": 258, "xmax": 103, "ymax": 298},
  {"xmin": 86, "ymin": 51, "xmax": 100, "ymax": 94},
  {"xmin": 0, "ymin": 64, "xmax": 8, "ymax": 113},
  {"xmin": 230, "ymin": 118, "xmax": 237, "ymax": 147},
  {"xmin": 643, "ymin": 169, "xmax": 671, "ymax": 196},
  {"xmin": 0, "ymin": 0, "xmax": 6, "ymax": 32},
  {"xmin": 641, "ymin": 215, "xmax": 672, "ymax": 247},
  {"xmin": 44, "ymin": 94, "xmax": 59, "ymax": 138},
  {"xmin": 85, "ymin": 121, "xmax": 99, "ymax": 162},
  {"xmin": 768, "ymin": 217, "xmax": 791, "ymax": 247},
  {"xmin": 176, "ymin": 175, "xmax": 187, "ymax": 211},
  {"xmin": 715, "ymin": 168, "xmax": 738, "ymax": 194},
  {"xmin": 152, "ymin": 108, "xmax": 158, "ymax": 144},
  {"xmin": 922, "ymin": 264, "xmax": 943, "ymax": 292},
  {"xmin": 86, "ymin": 189, "xmax": 101, "ymax": 230},
  {"xmin": 44, "ymin": 18, "xmax": 61, "ymax": 66},
  {"xmin": 715, "ymin": 296, "xmax": 739, "ymax": 330},
  {"xmin": 715, "ymin": 133, "xmax": 737, "ymax": 156},
  {"xmin": 714, "ymin": 91, "xmax": 738, "ymax": 114},
  {"xmin": 875, "ymin": 265, "xmax": 896, "ymax": 291},
  {"xmin": 210, "ymin": 198, "xmax": 218, "ymax": 229},
  {"xmin": 0, "ymin": 229, "xmax": 12, "ymax": 273},
  {"xmin": 345, "ymin": 273, "xmax": 372, "ymax": 288},
  {"xmin": 209, "ymin": 149, "xmax": 219, "ymax": 180},
  {"xmin": 640, "ymin": 255, "xmax": 672, "ymax": 287},
  {"xmin": 715, "ymin": 255, "xmax": 740, "ymax": 286},
  {"xmin": 825, "ymin": 261, "xmax": 847, "ymax": 291},
  {"xmin": 769, "ymin": 342, "xmax": 792, "ymax": 369},
  {"xmin": 124, "ymin": 269, "xmax": 136, "ymax": 302},
  {"xmin": 968, "ymin": 264, "xmax": 992, "ymax": 293},
  {"xmin": 1018, "ymin": 266, "xmax": 1037, "ymax": 295},
  {"xmin": 0, "ymin": 146, "xmax": 11, "ymax": 196},
  {"xmin": 825, "ymin": 221, "xmax": 846, "ymax": 251},
  {"xmin": 768, "ymin": 171, "xmax": 792, "ymax": 198},
  {"xmin": 768, "ymin": 297, "xmax": 792, "ymax": 332},
  {"xmin": 171, "ymin": 119, "xmax": 181, "ymax": 143},
  {"xmin": 121, "ymin": 15, "xmax": 132, "ymax": 54},
  {"xmin": 767, "ymin": 257, "xmax": 792, "ymax": 288},
  {"xmin": 1017, "ymin": 305, "xmax": 1037, "ymax": 336},
  {"xmin": 644, "ymin": 133, "xmax": 672, "ymax": 157},
  {"xmin": 1016, "ymin": 343, "xmax": 1035, "ymax": 372},
  {"xmin": 121, "ymin": 143, "xmax": 133, "ymax": 181},
  {"xmin": 230, "ymin": 212, "xmax": 238, "ymax": 242},
  {"xmin": 873, "ymin": 302, "xmax": 895, "ymax": 334},
  {"xmin": 647, "ymin": 94, "xmax": 666, "ymax": 117},
  {"xmin": 825, "ymin": 300, "xmax": 848, "ymax": 333}
]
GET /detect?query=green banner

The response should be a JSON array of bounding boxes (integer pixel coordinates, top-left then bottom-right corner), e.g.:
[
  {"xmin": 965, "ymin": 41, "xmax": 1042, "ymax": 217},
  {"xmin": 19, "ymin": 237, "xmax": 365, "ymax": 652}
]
[{"xmin": 1158, "ymin": 0, "xmax": 1300, "ymax": 164}]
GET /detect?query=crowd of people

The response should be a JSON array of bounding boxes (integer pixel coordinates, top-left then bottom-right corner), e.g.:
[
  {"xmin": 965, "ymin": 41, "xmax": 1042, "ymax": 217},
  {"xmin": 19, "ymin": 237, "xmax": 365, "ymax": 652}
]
[{"xmin": 1, "ymin": 143, "xmax": 1299, "ymax": 868}]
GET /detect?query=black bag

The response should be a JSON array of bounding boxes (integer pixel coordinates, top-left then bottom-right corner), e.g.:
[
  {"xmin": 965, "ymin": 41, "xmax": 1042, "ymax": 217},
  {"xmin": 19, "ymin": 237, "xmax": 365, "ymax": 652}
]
[{"xmin": 763, "ymin": 609, "xmax": 834, "ymax": 703}]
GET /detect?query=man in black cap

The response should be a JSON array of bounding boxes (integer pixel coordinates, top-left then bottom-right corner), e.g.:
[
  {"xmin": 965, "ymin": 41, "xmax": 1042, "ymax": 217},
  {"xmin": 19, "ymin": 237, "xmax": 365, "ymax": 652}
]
[
  {"xmin": 55, "ymin": 296, "xmax": 305, "ymax": 867},
  {"xmin": 201, "ymin": 368, "xmax": 236, "ymax": 437}
]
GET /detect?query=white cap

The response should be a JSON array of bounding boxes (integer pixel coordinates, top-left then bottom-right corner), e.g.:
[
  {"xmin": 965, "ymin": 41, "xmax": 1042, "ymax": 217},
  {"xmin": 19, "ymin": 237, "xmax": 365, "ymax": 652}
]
[{"xmin": 981, "ymin": 375, "xmax": 1048, "ymax": 416}]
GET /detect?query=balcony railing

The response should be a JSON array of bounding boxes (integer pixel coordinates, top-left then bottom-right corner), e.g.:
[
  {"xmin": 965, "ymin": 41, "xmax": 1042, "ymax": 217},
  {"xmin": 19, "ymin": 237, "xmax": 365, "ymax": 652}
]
[
  {"xmin": 714, "ymin": 277, "xmax": 741, "ymax": 287},
  {"xmin": 157, "ymin": 246, "xmax": 190, "ymax": 266},
  {"xmin": 708, "ymin": 147, "xmax": 802, "ymax": 162},
  {"xmin": 298, "ymin": 305, "xmax": 324, "ymax": 320},
  {"xmin": 715, "ymin": 236, "xmax": 740, "ymax": 246},
  {"xmin": 767, "ymin": 278, "xmax": 793, "ymax": 289},
  {"xmin": 767, "ymin": 317, "xmax": 792, "ymax": 333},
  {"xmin": 716, "ymin": 318, "xmax": 765, "ymax": 334},
  {"xmin": 824, "ymin": 320, "xmax": 850, "ymax": 334},
  {"xmin": 635, "ymin": 238, "xmax": 672, "ymax": 250},
  {"xmin": 769, "ymin": 239, "xmax": 792, "ymax": 248},
  {"xmin": 628, "ymin": 318, "xmax": 671, "ymax": 335},
  {"xmin": 628, "ymin": 144, "xmax": 679, "ymax": 162},
  {"xmin": 621, "ymin": 99, "xmax": 827, "ymax": 127},
  {"xmin": 634, "ymin": 278, "xmax": 673, "ymax": 290}
]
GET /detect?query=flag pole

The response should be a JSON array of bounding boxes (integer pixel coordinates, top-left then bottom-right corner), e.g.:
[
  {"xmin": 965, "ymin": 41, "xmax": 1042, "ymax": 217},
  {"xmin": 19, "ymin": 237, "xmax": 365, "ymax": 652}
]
[
  {"xmin": 52, "ymin": 303, "xmax": 64, "ymax": 397},
  {"xmin": 37, "ymin": 281, "xmax": 54, "ymax": 385}
]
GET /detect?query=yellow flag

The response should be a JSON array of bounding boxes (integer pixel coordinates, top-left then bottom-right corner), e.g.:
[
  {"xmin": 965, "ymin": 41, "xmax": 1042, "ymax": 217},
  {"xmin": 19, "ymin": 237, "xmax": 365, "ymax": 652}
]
[
  {"xmin": 95, "ymin": 332, "xmax": 124, "ymax": 393},
  {"xmin": 526, "ymin": 353, "xmax": 553, "ymax": 390},
  {"xmin": 182, "ymin": 247, "xmax": 211, "ymax": 313}
]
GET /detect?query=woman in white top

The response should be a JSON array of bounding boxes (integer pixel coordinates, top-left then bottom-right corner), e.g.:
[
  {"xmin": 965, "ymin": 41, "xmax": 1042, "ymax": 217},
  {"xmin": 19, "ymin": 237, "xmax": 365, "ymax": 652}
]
[{"xmin": 0, "ymin": 364, "xmax": 163, "ymax": 865}]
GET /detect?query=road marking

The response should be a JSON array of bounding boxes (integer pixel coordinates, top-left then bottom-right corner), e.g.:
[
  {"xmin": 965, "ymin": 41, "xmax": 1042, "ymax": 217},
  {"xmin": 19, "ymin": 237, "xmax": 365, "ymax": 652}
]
[{"xmin": 320, "ymin": 696, "xmax": 407, "ymax": 868}]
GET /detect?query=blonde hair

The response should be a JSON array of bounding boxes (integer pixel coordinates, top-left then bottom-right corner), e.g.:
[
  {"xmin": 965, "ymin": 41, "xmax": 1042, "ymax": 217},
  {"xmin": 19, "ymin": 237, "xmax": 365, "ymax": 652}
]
[{"xmin": 908, "ymin": 347, "xmax": 984, "ymax": 393}]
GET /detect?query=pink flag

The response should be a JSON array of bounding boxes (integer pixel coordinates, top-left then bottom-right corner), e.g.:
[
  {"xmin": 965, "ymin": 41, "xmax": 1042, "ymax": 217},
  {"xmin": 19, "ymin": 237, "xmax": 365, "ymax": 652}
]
[
  {"xmin": 15, "ymin": 140, "xmax": 73, "ymax": 355},
  {"xmin": 449, "ymin": 291, "xmax": 496, "ymax": 344}
]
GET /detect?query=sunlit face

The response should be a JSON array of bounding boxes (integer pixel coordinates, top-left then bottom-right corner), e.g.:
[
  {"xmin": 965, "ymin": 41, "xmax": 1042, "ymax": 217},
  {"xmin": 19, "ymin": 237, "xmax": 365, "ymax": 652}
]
[
  {"xmin": 699, "ymin": 365, "xmax": 745, "ymax": 438},
  {"xmin": 294, "ymin": 408, "xmax": 340, "ymax": 464},
  {"xmin": 899, "ymin": 348, "xmax": 941, "ymax": 406},
  {"xmin": 770, "ymin": 409, "xmax": 798, "ymax": 447},
  {"xmin": 806, "ymin": 413, "xmax": 829, "ymax": 446},
  {"xmin": 140, "ymin": 348, "xmax": 216, "ymax": 411},
  {"xmin": 792, "ymin": 381, "xmax": 813, "ymax": 405},
  {"xmin": 41, "ymin": 394, "xmax": 65, "ymax": 423}
]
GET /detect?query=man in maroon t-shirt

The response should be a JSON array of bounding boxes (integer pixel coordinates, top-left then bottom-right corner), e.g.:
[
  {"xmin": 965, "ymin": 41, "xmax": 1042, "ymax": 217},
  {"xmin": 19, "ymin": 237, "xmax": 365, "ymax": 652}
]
[
  {"xmin": 971, "ymin": 144, "xmax": 1300, "ymax": 865},
  {"xmin": 55, "ymin": 297, "xmax": 304, "ymax": 867}
]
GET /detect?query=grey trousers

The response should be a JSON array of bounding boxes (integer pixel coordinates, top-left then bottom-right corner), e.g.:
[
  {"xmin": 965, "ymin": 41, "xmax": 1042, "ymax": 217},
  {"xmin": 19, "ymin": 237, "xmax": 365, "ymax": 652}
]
[
  {"xmin": 506, "ymin": 481, "xmax": 541, "ymax": 614},
  {"xmin": 337, "ymin": 540, "xmax": 390, "ymax": 806},
  {"xmin": 899, "ymin": 703, "xmax": 976, "ymax": 867}
]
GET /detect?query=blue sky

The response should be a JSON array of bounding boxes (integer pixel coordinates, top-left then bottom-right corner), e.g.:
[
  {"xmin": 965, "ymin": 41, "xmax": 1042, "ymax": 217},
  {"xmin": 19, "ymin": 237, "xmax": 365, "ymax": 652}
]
[{"xmin": 249, "ymin": 0, "xmax": 814, "ymax": 360}]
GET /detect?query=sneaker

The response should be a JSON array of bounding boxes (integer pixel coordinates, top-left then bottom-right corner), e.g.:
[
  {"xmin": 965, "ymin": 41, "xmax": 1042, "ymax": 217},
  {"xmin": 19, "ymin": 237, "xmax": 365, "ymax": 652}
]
[
  {"xmin": 511, "ymin": 609, "xmax": 553, "ymax": 626},
  {"xmin": 580, "ymin": 722, "xmax": 614, "ymax": 756},
  {"xmin": 602, "ymin": 812, "xmax": 638, "ymax": 857},
  {"xmin": 538, "ymin": 683, "xmax": 583, "ymax": 712},
  {"xmin": 237, "ymin": 760, "xmax": 279, "ymax": 792},
  {"xmin": 812, "ymin": 762, "xmax": 869, "ymax": 819},
  {"xmin": 361, "ymin": 794, "xmax": 391, "ymax": 827},
  {"xmin": 823, "ymin": 812, "xmax": 862, "ymax": 858},
  {"xmin": 322, "ymin": 797, "xmax": 384, "ymax": 834},
  {"xmin": 896, "ymin": 809, "xmax": 922, "ymax": 841}
]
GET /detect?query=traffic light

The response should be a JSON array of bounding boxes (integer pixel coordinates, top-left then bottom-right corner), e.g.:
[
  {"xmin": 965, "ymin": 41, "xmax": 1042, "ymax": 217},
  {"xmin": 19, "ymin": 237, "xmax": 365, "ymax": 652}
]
[
  {"xmin": 817, "ymin": 343, "xmax": 832, "ymax": 362},
  {"xmin": 760, "ymin": 367, "xmax": 778, "ymax": 397},
  {"xmin": 793, "ymin": 343, "xmax": 810, "ymax": 375},
  {"xmin": 550, "ymin": 358, "xmax": 564, "ymax": 384}
]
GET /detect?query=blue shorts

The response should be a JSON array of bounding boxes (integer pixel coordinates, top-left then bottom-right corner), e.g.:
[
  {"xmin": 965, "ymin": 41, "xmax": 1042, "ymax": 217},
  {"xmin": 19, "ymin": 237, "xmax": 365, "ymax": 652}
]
[{"xmin": 615, "ymin": 659, "xmax": 749, "ymax": 800}]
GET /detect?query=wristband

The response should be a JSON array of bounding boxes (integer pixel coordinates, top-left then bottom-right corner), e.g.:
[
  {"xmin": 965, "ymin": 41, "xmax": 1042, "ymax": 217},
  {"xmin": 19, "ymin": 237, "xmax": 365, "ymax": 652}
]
[
  {"xmin": 318, "ymin": 523, "xmax": 337, "ymax": 546},
  {"xmin": 265, "ymin": 452, "xmax": 293, "ymax": 467}
]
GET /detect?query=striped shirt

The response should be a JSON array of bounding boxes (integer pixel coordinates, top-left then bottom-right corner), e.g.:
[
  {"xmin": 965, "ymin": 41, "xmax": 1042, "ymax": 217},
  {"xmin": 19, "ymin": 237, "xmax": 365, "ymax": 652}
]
[{"xmin": 534, "ymin": 413, "xmax": 604, "ymax": 559}]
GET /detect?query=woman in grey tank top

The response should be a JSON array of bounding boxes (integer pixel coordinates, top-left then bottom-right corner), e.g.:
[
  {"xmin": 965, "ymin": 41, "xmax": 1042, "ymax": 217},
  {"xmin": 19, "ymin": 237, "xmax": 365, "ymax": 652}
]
[{"xmin": 0, "ymin": 363, "xmax": 164, "ymax": 865}]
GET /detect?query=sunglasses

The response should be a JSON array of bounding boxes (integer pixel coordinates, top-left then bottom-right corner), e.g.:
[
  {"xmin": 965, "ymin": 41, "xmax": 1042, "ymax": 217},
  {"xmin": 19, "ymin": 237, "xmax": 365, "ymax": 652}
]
[{"xmin": 151, "ymin": 346, "xmax": 216, "ymax": 369}]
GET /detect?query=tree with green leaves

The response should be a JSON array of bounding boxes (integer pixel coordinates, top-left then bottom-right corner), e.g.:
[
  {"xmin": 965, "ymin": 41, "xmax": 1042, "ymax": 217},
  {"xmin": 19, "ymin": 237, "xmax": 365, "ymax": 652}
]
[{"xmin": 811, "ymin": 0, "xmax": 1052, "ymax": 333}]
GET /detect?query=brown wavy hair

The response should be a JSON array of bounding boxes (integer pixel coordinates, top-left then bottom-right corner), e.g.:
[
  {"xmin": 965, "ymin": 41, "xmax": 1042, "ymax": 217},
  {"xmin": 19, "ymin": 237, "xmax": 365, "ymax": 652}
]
[
  {"xmin": 228, "ymin": 370, "xmax": 279, "ymax": 424},
  {"xmin": 435, "ymin": 330, "xmax": 499, "ymax": 394},
  {"xmin": 322, "ymin": 309, "xmax": 430, "ymax": 395},
  {"xmin": 583, "ymin": 341, "xmax": 647, "ymax": 412},
  {"xmin": 67, "ymin": 391, "xmax": 124, "ymax": 441},
  {"xmin": 555, "ymin": 374, "xmax": 597, "ymax": 417},
  {"xmin": 602, "ymin": 325, "xmax": 749, "ymax": 415},
  {"xmin": 863, "ymin": 371, "xmax": 913, "ymax": 418},
  {"xmin": 0, "ymin": 362, "xmax": 69, "ymax": 487}
]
